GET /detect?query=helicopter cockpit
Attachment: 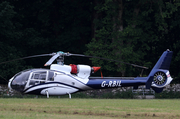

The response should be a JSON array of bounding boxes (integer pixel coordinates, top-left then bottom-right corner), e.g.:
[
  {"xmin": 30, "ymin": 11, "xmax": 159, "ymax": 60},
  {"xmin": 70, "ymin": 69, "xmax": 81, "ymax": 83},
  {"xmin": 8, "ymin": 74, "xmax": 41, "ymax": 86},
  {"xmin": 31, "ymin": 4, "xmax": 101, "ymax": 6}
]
[
  {"xmin": 9, "ymin": 69, "xmax": 55, "ymax": 92},
  {"xmin": 9, "ymin": 69, "xmax": 31, "ymax": 92},
  {"xmin": 28, "ymin": 70, "xmax": 54, "ymax": 86}
]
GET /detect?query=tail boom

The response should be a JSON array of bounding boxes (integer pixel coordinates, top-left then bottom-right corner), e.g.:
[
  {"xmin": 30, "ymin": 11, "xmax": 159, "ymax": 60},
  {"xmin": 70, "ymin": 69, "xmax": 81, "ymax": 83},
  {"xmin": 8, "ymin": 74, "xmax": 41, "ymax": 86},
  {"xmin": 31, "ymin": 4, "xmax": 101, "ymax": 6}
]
[{"xmin": 86, "ymin": 50, "xmax": 173, "ymax": 93}]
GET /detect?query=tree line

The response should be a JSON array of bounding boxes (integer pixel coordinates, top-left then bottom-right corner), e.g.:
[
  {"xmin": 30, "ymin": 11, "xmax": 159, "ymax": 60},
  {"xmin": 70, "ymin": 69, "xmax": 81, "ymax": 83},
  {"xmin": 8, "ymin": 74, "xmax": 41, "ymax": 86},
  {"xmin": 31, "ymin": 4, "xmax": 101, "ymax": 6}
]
[{"xmin": 0, "ymin": 0, "xmax": 180, "ymax": 84}]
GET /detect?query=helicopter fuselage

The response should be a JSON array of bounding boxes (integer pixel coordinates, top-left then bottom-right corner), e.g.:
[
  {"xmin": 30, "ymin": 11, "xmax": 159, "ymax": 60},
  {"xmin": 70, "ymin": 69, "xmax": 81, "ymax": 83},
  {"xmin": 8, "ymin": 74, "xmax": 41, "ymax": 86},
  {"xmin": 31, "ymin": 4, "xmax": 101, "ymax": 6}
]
[
  {"xmin": 8, "ymin": 64, "xmax": 93, "ymax": 96},
  {"xmin": 8, "ymin": 50, "xmax": 173, "ymax": 98},
  {"xmin": 8, "ymin": 65, "xmax": 172, "ymax": 97}
]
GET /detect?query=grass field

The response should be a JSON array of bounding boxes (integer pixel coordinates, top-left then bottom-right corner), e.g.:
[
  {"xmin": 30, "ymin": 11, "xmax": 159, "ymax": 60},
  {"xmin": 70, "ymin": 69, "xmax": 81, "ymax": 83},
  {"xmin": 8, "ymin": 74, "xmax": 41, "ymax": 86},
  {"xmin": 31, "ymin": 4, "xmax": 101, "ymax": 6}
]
[{"xmin": 0, "ymin": 98, "xmax": 180, "ymax": 119}]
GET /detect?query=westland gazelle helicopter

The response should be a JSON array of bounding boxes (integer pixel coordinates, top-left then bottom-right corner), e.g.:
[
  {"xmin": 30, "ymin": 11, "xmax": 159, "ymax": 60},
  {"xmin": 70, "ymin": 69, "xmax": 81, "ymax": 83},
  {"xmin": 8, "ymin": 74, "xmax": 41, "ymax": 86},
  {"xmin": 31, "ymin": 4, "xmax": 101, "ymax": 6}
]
[{"xmin": 5, "ymin": 49, "xmax": 173, "ymax": 98}]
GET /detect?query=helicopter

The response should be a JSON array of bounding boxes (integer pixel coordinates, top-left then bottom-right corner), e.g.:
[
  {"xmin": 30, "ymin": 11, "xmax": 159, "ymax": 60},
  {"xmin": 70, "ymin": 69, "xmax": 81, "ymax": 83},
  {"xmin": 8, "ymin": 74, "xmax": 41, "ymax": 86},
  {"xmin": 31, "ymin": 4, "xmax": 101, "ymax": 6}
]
[{"xmin": 6, "ymin": 49, "xmax": 173, "ymax": 98}]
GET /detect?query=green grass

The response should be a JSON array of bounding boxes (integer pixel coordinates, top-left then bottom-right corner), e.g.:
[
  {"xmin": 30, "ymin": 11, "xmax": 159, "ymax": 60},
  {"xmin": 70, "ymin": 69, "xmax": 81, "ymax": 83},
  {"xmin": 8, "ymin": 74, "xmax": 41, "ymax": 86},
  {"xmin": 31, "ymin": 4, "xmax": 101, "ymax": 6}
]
[{"xmin": 0, "ymin": 98, "xmax": 180, "ymax": 119}]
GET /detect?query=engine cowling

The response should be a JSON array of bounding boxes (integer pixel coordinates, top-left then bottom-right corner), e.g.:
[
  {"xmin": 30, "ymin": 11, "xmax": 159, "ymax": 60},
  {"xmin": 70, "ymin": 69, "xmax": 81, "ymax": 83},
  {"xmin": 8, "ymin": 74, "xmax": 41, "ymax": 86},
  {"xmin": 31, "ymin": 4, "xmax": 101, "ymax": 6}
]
[{"xmin": 50, "ymin": 64, "xmax": 101, "ymax": 79}]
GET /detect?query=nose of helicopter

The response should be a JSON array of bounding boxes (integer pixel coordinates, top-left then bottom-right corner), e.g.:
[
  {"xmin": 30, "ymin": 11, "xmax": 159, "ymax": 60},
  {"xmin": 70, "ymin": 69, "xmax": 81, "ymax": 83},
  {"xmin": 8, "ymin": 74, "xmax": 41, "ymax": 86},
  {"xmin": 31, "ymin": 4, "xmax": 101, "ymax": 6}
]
[
  {"xmin": 8, "ymin": 77, "xmax": 13, "ymax": 90},
  {"xmin": 8, "ymin": 76, "xmax": 26, "ymax": 92},
  {"xmin": 8, "ymin": 70, "xmax": 31, "ymax": 92}
]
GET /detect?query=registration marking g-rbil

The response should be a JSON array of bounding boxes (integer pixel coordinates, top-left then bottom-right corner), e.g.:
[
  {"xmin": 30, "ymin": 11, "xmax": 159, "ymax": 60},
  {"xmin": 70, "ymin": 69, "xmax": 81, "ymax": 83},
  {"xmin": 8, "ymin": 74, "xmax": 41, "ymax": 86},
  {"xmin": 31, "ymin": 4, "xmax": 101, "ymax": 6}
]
[{"xmin": 101, "ymin": 80, "xmax": 121, "ymax": 87}]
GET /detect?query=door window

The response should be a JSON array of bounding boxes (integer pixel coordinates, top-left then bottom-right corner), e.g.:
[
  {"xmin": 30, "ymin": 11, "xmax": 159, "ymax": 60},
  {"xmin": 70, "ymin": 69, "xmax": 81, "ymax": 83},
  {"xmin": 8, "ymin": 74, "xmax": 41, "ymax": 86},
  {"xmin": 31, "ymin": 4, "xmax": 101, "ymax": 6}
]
[{"xmin": 29, "ymin": 71, "xmax": 47, "ymax": 86}]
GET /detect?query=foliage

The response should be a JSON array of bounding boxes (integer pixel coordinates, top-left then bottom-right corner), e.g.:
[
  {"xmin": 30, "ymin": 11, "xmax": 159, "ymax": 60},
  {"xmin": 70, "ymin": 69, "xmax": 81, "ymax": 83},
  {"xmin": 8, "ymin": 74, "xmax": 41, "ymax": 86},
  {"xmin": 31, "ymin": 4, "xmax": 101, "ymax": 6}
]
[
  {"xmin": 0, "ymin": 1, "xmax": 25, "ymax": 83},
  {"xmin": 0, "ymin": 0, "xmax": 92, "ymax": 83},
  {"xmin": 1, "ymin": 0, "xmax": 180, "ymax": 83},
  {"xmin": 87, "ymin": 0, "xmax": 180, "ymax": 78},
  {"xmin": 155, "ymin": 90, "xmax": 180, "ymax": 99}
]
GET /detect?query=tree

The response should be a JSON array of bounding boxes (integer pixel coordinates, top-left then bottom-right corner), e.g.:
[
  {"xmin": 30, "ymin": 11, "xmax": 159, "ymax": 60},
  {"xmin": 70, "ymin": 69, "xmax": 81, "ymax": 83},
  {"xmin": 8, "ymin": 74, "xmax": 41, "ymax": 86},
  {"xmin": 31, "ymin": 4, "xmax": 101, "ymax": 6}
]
[
  {"xmin": 87, "ymin": 0, "xmax": 146, "ymax": 76},
  {"xmin": 0, "ymin": 0, "xmax": 93, "ymax": 84},
  {"xmin": 87, "ymin": 0, "xmax": 180, "ymax": 77},
  {"xmin": 0, "ymin": 1, "xmax": 25, "ymax": 83}
]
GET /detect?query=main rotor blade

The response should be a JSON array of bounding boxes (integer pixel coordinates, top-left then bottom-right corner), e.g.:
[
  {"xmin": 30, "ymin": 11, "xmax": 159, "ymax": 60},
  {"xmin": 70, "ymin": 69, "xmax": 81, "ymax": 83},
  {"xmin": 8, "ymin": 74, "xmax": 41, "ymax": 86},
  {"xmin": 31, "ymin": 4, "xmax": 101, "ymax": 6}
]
[
  {"xmin": 0, "ymin": 54, "xmax": 53, "ymax": 65},
  {"xmin": 44, "ymin": 53, "xmax": 60, "ymax": 66},
  {"xmin": 68, "ymin": 53, "xmax": 148, "ymax": 69}
]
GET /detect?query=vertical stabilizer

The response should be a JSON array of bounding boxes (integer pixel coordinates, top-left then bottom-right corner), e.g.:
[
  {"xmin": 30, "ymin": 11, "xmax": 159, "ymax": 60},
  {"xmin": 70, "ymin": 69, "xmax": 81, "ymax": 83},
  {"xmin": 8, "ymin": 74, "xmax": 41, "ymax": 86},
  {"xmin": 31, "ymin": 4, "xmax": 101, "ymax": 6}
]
[
  {"xmin": 151, "ymin": 49, "xmax": 173, "ymax": 70},
  {"xmin": 145, "ymin": 49, "xmax": 173, "ymax": 93}
]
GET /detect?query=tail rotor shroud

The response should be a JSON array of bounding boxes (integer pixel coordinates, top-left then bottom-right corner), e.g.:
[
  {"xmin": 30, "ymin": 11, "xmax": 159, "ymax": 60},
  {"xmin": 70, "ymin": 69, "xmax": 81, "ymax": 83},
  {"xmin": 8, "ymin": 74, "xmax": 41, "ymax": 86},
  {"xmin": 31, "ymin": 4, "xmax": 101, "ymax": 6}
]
[{"xmin": 153, "ymin": 71, "xmax": 167, "ymax": 85}]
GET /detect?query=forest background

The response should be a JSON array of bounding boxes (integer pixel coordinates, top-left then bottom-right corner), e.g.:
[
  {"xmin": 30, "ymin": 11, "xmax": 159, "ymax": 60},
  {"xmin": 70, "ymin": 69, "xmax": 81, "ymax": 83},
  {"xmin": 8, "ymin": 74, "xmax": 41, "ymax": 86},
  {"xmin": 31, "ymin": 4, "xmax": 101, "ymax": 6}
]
[{"xmin": 0, "ymin": 0, "xmax": 180, "ymax": 84}]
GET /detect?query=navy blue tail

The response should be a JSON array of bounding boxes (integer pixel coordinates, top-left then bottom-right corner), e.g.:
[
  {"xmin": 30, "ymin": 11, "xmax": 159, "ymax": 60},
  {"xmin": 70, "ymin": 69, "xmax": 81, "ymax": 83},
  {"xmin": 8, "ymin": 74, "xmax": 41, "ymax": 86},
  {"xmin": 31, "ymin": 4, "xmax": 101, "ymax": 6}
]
[
  {"xmin": 151, "ymin": 49, "xmax": 173, "ymax": 70},
  {"xmin": 145, "ymin": 49, "xmax": 173, "ymax": 93}
]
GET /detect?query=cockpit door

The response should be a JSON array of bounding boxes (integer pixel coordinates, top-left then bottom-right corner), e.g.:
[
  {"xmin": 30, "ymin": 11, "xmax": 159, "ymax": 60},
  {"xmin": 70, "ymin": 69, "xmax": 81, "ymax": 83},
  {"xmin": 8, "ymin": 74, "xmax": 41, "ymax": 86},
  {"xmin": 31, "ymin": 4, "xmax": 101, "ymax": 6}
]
[{"xmin": 26, "ymin": 70, "xmax": 48, "ymax": 87}]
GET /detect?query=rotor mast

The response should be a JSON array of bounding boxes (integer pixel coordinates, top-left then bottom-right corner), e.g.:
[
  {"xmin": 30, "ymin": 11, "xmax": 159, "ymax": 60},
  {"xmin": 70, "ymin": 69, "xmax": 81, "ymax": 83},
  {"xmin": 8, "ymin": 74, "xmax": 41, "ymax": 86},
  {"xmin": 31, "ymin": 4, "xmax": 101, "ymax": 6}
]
[{"xmin": 56, "ymin": 52, "xmax": 65, "ymax": 65}]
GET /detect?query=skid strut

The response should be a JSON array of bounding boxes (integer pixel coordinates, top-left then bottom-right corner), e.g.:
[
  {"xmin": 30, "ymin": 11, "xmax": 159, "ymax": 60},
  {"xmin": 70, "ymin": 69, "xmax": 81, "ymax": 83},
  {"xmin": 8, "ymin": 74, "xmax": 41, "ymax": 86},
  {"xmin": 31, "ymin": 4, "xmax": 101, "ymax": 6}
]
[
  {"xmin": 45, "ymin": 90, "xmax": 49, "ymax": 98},
  {"xmin": 67, "ymin": 92, "xmax": 71, "ymax": 99}
]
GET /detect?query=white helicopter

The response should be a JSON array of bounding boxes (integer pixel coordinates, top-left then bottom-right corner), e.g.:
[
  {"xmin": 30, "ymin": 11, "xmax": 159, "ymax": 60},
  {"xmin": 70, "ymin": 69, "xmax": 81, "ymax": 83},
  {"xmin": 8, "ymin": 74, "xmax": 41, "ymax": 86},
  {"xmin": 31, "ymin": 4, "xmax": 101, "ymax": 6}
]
[{"xmin": 7, "ymin": 49, "xmax": 173, "ymax": 98}]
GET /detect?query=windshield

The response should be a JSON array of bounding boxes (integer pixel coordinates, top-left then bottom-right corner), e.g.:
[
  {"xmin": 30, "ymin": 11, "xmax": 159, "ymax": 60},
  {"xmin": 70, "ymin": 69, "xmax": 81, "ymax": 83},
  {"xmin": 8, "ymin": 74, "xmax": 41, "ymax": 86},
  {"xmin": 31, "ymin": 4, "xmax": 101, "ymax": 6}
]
[
  {"xmin": 11, "ymin": 70, "xmax": 31, "ymax": 92},
  {"xmin": 11, "ymin": 69, "xmax": 56, "ymax": 91}
]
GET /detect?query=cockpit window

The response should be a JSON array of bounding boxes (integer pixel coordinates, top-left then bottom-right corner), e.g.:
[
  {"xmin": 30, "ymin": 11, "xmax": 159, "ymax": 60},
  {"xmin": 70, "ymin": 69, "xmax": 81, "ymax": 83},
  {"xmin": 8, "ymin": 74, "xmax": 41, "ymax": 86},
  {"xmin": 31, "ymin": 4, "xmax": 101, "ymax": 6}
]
[
  {"xmin": 11, "ymin": 70, "xmax": 31, "ymax": 92},
  {"xmin": 48, "ymin": 71, "xmax": 54, "ymax": 81},
  {"xmin": 27, "ymin": 70, "xmax": 55, "ymax": 87},
  {"xmin": 31, "ymin": 71, "xmax": 47, "ymax": 80},
  {"xmin": 28, "ymin": 71, "xmax": 47, "ymax": 87}
]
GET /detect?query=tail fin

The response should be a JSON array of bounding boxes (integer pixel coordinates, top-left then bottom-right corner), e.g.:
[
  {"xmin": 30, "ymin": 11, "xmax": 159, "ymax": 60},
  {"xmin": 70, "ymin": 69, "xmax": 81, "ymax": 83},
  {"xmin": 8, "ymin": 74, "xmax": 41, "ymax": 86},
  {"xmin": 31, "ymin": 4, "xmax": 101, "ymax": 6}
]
[
  {"xmin": 146, "ymin": 49, "xmax": 173, "ymax": 93},
  {"xmin": 151, "ymin": 49, "xmax": 173, "ymax": 70}
]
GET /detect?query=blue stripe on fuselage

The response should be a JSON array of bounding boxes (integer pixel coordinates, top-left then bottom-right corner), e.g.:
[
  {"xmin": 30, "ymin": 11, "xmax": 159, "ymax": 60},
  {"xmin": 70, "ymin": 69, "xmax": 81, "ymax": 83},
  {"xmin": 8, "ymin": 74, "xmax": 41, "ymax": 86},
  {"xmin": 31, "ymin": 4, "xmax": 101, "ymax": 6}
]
[
  {"xmin": 86, "ymin": 78, "xmax": 147, "ymax": 89},
  {"xmin": 24, "ymin": 81, "xmax": 83, "ymax": 93}
]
